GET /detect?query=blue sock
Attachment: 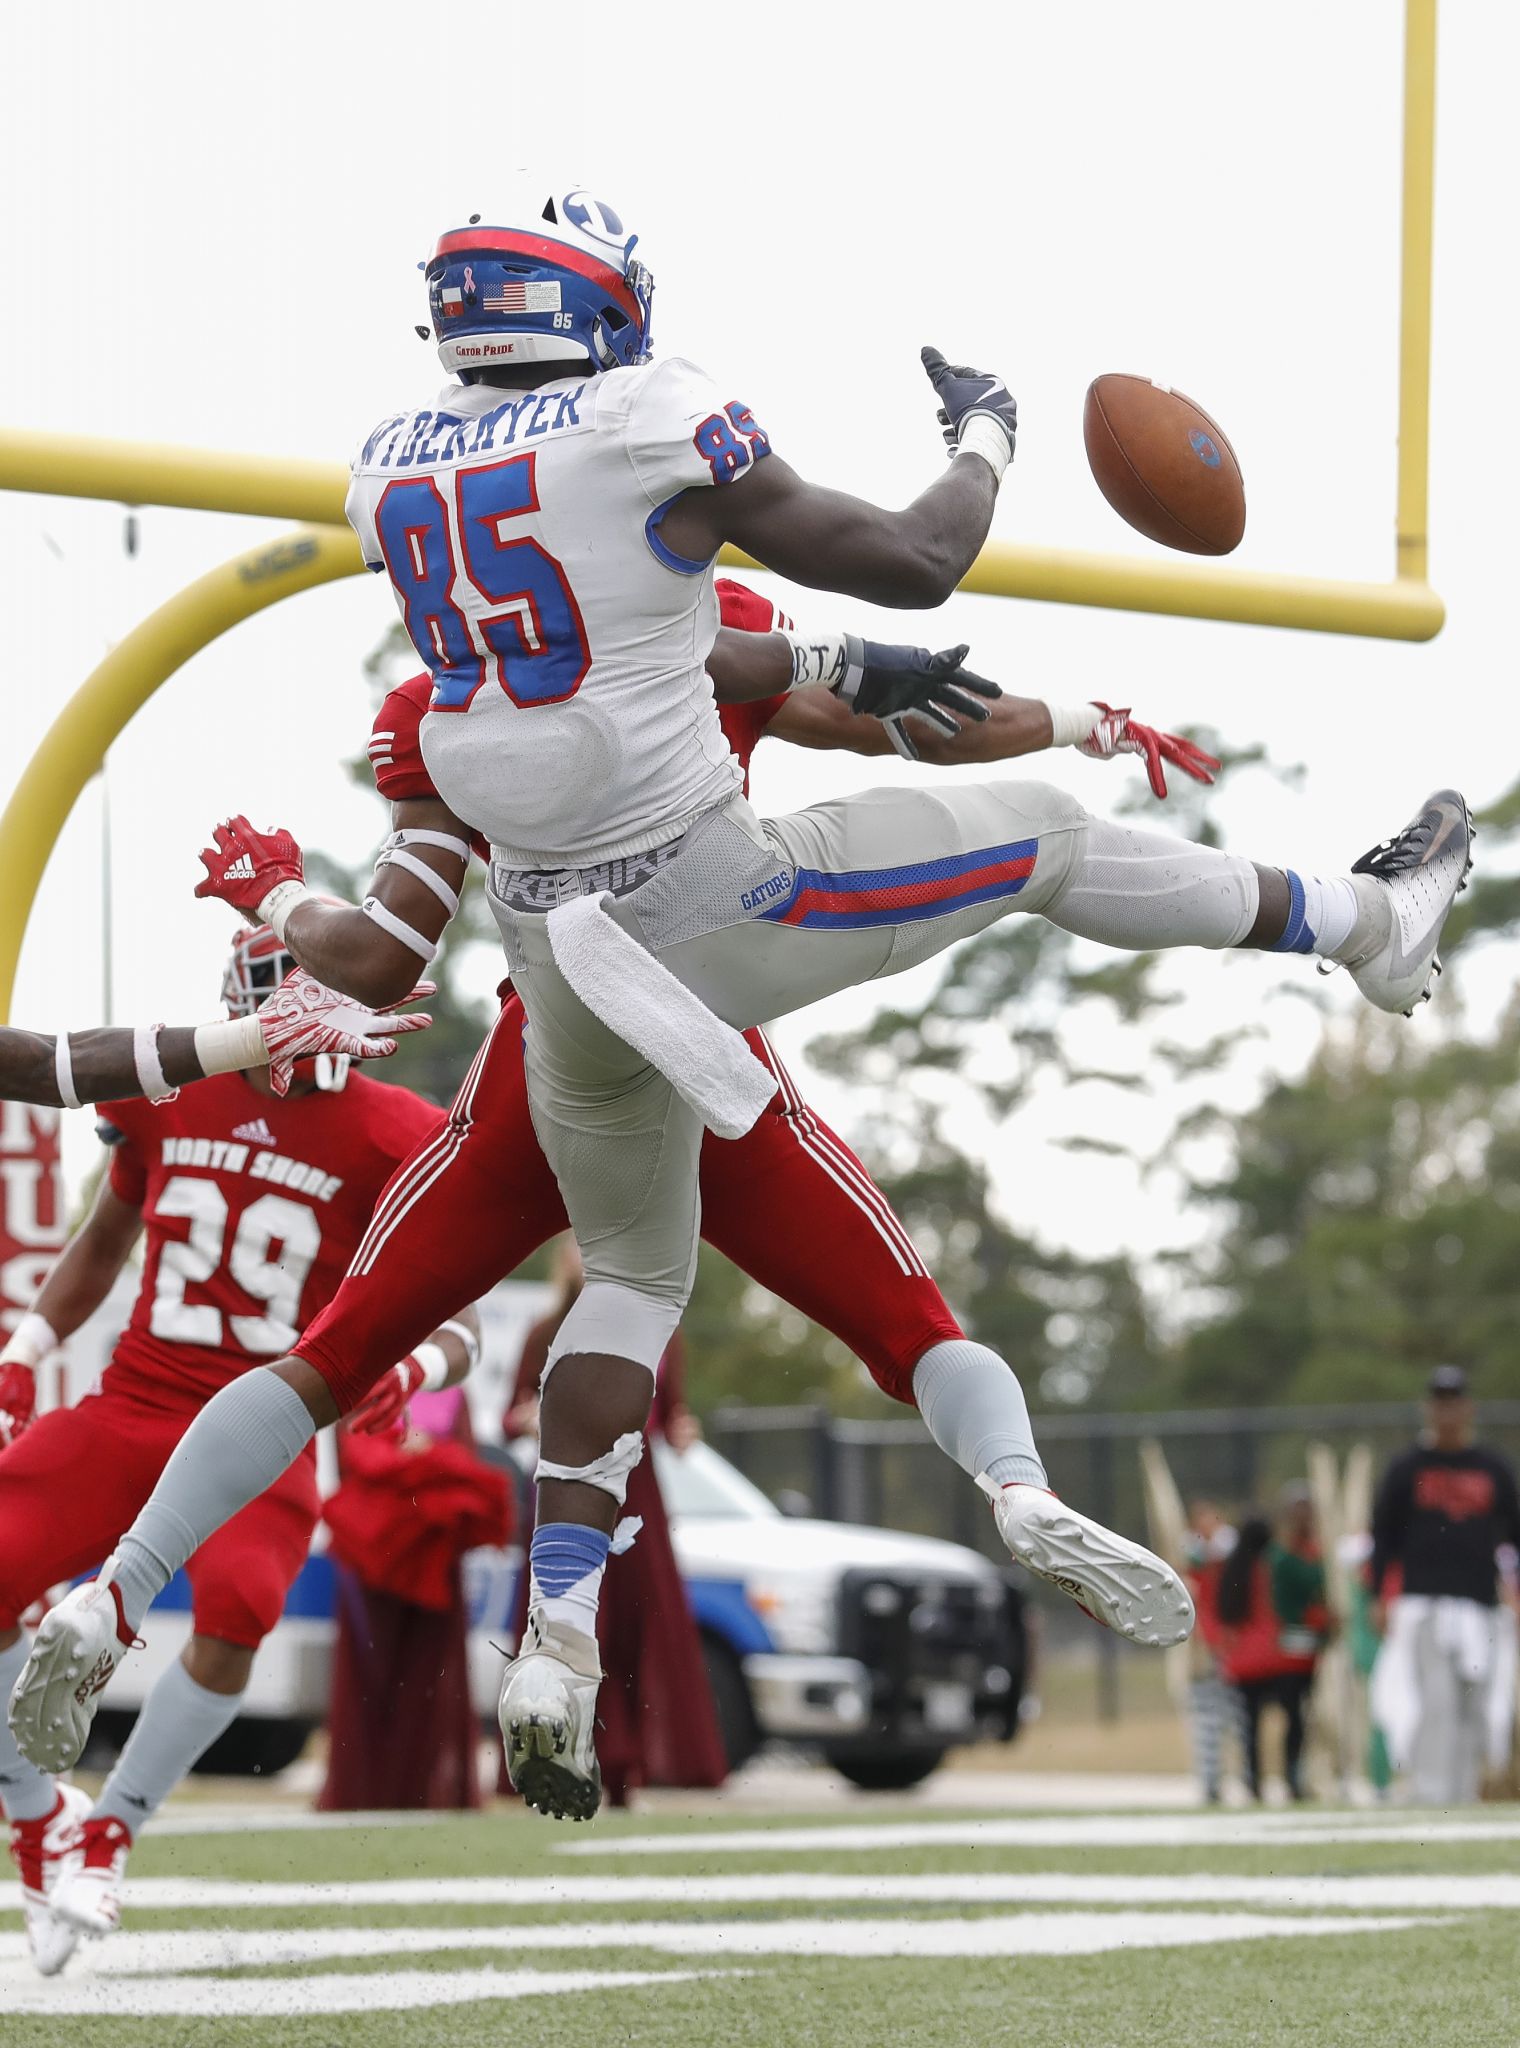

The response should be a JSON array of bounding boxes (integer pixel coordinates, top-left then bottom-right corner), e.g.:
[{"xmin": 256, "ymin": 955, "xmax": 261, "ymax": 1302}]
[{"xmin": 528, "ymin": 1522, "xmax": 611, "ymax": 1639}]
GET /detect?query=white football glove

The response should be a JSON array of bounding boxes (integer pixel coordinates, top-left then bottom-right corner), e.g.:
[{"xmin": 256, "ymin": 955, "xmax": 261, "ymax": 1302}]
[{"xmin": 257, "ymin": 970, "xmax": 433, "ymax": 1098}]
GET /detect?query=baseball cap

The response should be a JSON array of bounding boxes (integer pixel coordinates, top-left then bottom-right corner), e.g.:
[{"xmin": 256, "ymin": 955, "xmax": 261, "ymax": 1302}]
[{"xmin": 1427, "ymin": 1364, "xmax": 1469, "ymax": 1398}]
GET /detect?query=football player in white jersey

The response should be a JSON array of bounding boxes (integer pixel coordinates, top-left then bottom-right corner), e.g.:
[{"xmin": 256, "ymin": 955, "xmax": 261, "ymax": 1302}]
[{"xmin": 13, "ymin": 184, "xmax": 1474, "ymax": 1824}]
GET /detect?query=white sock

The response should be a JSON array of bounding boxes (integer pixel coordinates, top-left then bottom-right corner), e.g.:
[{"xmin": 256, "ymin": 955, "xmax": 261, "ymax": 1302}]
[
  {"xmin": 92, "ymin": 1656, "xmax": 244, "ymax": 1833},
  {"xmin": 1269, "ymin": 870, "xmax": 1361, "ymax": 958},
  {"xmin": 0, "ymin": 1636, "xmax": 58, "ymax": 1822}
]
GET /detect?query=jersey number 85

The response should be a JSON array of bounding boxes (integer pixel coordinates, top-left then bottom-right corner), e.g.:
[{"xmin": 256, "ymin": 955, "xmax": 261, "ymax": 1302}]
[{"xmin": 375, "ymin": 453, "xmax": 592, "ymax": 713}]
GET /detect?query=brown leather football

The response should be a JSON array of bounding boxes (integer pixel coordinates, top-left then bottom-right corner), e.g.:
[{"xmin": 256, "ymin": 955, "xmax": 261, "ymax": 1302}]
[{"xmin": 1083, "ymin": 374, "xmax": 1245, "ymax": 555}]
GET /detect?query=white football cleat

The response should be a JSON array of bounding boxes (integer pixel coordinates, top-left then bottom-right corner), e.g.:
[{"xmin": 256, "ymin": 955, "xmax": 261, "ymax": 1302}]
[
  {"xmin": 498, "ymin": 1612, "xmax": 603, "ymax": 1823},
  {"xmin": 979, "ymin": 1480, "xmax": 1195, "ymax": 1649},
  {"xmin": 7, "ymin": 1780, "xmax": 89, "ymax": 1977},
  {"xmin": 1334, "ymin": 789, "xmax": 1473, "ymax": 1016},
  {"xmin": 7, "ymin": 1558, "xmax": 136, "ymax": 1773},
  {"xmin": 53, "ymin": 1813, "xmax": 133, "ymax": 1936}
]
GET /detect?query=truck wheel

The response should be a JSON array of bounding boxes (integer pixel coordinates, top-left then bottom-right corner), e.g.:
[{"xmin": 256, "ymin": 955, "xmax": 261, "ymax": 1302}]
[
  {"xmin": 191, "ymin": 1715, "xmax": 314, "ymax": 1778},
  {"xmin": 701, "ymin": 1632, "xmax": 761, "ymax": 1774},
  {"xmin": 825, "ymin": 1746, "xmax": 947, "ymax": 1792}
]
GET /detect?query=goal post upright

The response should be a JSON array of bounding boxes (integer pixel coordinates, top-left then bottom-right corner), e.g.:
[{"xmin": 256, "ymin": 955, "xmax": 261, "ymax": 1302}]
[{"xmin": 0, "ymin": 527, "xmax": 361, "ymax": 1023}]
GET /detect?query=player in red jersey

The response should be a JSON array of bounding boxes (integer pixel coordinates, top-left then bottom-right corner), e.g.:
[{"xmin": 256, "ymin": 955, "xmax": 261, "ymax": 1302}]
[
  {"xmin": 9, "ymin": 588, "xmax": 1220, "ymax": 1819},
  {"xmin": 0, "ymin": 927, "xmax": 462, "ymax": 1975}
]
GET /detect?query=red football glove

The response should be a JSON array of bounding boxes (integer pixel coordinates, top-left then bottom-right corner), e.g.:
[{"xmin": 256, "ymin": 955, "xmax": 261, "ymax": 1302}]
[
  {"xmin": 0, "ymin": 1363, "xmax": 36, "ymax": 1450},
  {"xmin": 257, "ymin": 969, "xmax": 434, "ymax": 1098},
  {"xmin": 347, "ymin": 1355, "xmax": 427, "ymax": 1437},
  {"xmin": 1078, "ymin": 704, "xmax": 1221, "ymax": 801},
  {"xmin": 195, "ymin": 816, "xmax": 305, "ymax": 919}
]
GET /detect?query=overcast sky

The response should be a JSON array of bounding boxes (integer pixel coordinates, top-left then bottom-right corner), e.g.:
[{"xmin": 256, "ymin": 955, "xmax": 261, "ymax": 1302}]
[{"xmin": 2, "ymin": 1, "xmax": 1513, "ymax": 1264}]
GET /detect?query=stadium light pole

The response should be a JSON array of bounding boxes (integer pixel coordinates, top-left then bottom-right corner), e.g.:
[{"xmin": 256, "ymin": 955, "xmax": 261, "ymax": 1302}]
[{"xmin": 0, "ymin": 526, "xmax": 362, "ymax": 1023}]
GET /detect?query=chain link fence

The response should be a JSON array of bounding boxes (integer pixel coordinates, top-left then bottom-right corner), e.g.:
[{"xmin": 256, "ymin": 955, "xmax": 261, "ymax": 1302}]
[{"xmin": 709, "ymin": 1398, "xmax": 1520, "ymax": 1721}]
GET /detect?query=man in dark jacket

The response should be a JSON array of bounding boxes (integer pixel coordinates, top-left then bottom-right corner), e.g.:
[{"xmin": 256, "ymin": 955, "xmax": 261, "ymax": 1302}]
[{"xmin": 1370, "ymin": 1366, "xmax": 1520, "ymax": 1803}]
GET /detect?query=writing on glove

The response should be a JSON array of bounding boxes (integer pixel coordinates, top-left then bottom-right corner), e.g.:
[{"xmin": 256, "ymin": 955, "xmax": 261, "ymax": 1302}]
[
  {"xmin": 196, "ymin": 816, "xmax": 305, "ymax": 920},
  {"xmin": 257, "ymin": 969, "xmax": 433, "ymax": 1097},
  {"xmin": 1069, "ymin": 702, "xmax": 1221, "ymax": 800}
]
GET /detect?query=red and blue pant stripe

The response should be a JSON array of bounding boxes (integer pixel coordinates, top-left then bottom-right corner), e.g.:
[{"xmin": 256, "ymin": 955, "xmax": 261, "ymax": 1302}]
[{"xmin": 761, "ymin": 837, "xmax": 1040, "ymax": 930}]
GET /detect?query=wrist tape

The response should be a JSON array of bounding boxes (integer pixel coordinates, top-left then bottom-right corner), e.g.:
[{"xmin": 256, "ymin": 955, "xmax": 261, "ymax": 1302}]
[
  {"xmin": 1, "ymin": 1309, "xmax": 60, "ymax": 1369},
  {"xmin": 956, "ymin": 413, "xmax": 1014, "ymax": 484},
  {"xmin": 411, "ymin": 1341, "xmax": 451, "ymax": 1393},
  {"xmin": 193, "ymin": 1015, "xmax": 269, "ymax": 1076},
  {"xmin": 257, "ymin": 880, "xmax": 313, "ymax": 943},
  {"xmin": 1044, "ymin": 701, "xmax": 1099, "ymax": 748}
]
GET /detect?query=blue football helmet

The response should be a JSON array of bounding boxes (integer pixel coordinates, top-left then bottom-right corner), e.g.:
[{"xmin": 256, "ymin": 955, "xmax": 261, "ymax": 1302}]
[{"xmin": 424, "ymin": 186, "xmax": 654, "ymax": 378}]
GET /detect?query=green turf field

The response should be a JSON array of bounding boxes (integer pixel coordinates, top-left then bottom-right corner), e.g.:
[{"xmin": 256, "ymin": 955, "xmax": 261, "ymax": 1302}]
[{"xmin": 5, "ymin": 1797, "xmax": 1518, "ymax": 2047}]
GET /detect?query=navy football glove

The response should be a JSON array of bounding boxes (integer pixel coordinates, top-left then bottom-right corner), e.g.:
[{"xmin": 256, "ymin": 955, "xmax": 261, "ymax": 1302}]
[
  {"xmin": 833, "ymin": 638, "xmax": 1001, "ymax": 759},
  {"xmin": 921, "ymin": 346, "xmax": 1017, "ymax": 465}
]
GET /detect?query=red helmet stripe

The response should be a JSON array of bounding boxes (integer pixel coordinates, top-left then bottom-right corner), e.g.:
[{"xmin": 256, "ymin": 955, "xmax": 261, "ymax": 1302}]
[{"xmin": 431, "ymin": 227, "xmax": 642, "ymax": 325}]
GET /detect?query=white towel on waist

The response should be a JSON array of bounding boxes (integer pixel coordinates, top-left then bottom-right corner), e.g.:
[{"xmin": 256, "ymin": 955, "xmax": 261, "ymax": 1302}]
[{"xmin": 545, "ymin": 891, "xmax": 776, "ymax": 1140}]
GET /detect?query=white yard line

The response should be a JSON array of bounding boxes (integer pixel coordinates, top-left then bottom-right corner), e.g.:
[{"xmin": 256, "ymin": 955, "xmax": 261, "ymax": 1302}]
[
  {"xmin": 0, "ymin": 1912, "xmax": 1429, "ymax": 2010},
  {"xmin": 561, "ymin": 1814, "xmax": 1520, "ymax": 1855},
  {"xmin": 0, "ymin": 1965, "xmax": 712, "ymax": 2019},
  {"xmin": 4, "ymin": 1870, "xmax": 1516, "ymax": 1917}
]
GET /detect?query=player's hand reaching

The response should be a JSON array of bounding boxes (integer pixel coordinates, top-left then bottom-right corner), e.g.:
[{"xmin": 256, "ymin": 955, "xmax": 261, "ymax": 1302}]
[
  {"xmin": 1052, "ymin": 702, "xmax": 1220, "ymax": 800},
  {"xmin": 833, "ymin": 638, "xmax": 1001, "ymax": 761},
  {"xmin": 921, "ymin": 346, "xmax": 1017, "ymax": 468},
  {"xmin": 0, "ymin": 1363, "xmax": 36, "ymax": 1450},
  {"xmin": 347, "ymin": 1354, "xmax": 427, "ymax": 1437},
  {"xmin": 196, "ymin": 816, "xmax": 305, "ymax": 922},
  {"xmin": 256, "ymin": 969, "xmax": 434, "ymax": 1097}
]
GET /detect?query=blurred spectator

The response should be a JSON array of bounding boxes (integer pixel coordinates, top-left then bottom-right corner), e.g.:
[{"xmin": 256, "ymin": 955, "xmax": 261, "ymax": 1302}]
[
  {"xmin": 1216, "ymin": 1491, "xmax": 1333, "ymax": 1801},
  {"xmin": 1182, "ymin": 1498, "xmax": 1239, "ymax": 1805},
  {"xmin": 1369, "ymin": 1365, "xmax": 1520, "ymax": 1804},
  {"xmin": 320, "ymin": 1343, "xmax": 512, "ymax": 1812},
  {"xmin": 504, "ymin": 1242, "xmax": 726, "ymax": 1807}
]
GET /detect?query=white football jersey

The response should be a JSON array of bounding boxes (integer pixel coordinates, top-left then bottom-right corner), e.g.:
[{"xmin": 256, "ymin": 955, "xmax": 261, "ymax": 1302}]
[{"xmin": 345, "ymin": 358, "xmax": 772, "ymax": 868}]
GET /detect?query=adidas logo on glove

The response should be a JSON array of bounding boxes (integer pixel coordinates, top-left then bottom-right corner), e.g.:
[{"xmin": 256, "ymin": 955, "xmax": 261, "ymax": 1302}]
[{"xmin": 223, "ymin": 855, "xmax": 257, "ymax": 881}]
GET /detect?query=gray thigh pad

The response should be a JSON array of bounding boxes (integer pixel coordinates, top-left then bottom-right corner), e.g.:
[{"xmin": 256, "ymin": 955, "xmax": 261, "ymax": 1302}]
[{"xmin": 618, "ymin": 802, "xmax": 793, "ymax": 952}]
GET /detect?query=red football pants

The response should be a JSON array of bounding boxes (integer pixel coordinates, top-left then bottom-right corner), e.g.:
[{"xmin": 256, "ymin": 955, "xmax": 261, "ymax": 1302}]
[
  {"xmin": 0, "ymin": 1374, "xmax": 320, "ymax": 1646},
  {"xmin": 299, "ymin": 994, "xmax": 960, "ymax": 1414}
]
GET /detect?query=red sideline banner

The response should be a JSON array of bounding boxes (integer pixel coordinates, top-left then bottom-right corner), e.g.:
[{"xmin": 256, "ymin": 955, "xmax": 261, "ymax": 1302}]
[{"xmin": 0, "ymin": 1101, "xmax": 66, "ymax": 1386}]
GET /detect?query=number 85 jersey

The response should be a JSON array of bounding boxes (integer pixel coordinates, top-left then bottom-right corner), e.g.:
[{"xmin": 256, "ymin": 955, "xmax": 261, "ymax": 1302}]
[
  {"xmin": 96, "ymin": 1073, "xmax": 443, "ymax": 1404},
  {"xmin": 345, "ymin": 357, "xmax": 772, "ymax": 869}
]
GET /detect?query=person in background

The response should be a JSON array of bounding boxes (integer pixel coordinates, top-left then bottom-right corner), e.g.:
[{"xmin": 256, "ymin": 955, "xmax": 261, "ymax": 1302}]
[
  {"xmin": 1182, "ymin": 1498, "xmax": 1239, "ymax": 1805},
  {"xmin": 319, "ymin": 1302, "xmax": 511, "ymax": 1813},
  {"xmin": 1216, "ymin": 1492, "xmax": 1334, "ymax": 1801},
  {"xmin": 1369, "ymin": 1364, "xmax": 1520, "ymax": 1804},
  {"xmin": 504, "ymin": 1242, "xmax": 724, "ymax": 1810}
]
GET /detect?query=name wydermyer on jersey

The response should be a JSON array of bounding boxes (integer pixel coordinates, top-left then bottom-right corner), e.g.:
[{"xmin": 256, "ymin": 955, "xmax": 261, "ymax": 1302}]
[{"xmin": 357, "ymin": 385, "xmax": 590, "ymax": 473}]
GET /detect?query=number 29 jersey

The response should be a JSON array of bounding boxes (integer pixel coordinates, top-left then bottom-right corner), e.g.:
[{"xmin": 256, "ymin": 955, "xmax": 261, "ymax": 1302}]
[
  {"xmin": 345, "ymin": 357, "xmax": 772, "ymax": 870},
  {"xmin": 98, "ymin": 1072, "xmax": 443, "ymax": 1405}
]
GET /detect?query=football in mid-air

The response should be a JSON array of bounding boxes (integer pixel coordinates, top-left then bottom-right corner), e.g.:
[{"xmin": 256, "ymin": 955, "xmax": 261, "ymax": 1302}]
[{"xmin": 1083, "ymin": 374, "xmax": 1246, "ymax": 555}]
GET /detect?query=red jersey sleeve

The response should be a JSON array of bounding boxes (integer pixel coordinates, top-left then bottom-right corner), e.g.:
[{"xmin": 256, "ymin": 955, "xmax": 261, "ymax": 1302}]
[
  {"xmin": 368, "ymin": 675, "xmax": 439, "ymax": 802},
  {"xmin": 714, "ymin": 578, "xmax": 791, "ymax": 782},
  {"xmin": 96, "ymin": 1096, "xmax": 149, "ymax": 1206}
]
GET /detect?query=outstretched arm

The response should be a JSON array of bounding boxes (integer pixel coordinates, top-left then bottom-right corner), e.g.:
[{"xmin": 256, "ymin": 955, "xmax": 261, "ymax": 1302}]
[
  {"xmin": 764, "ymin": 681, "xmax": 1220, "ymax": 795},
  {"xmin": 658, "ymin": 350, "xmax": 1018, "ymax": 609},
  {"xmin": 0, "ymin": 979, "xmax": 425, "ymax": 1110},
  {"xmin": 197, "ymin": 801, "xmax": 470, "ymax": 1010}
]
